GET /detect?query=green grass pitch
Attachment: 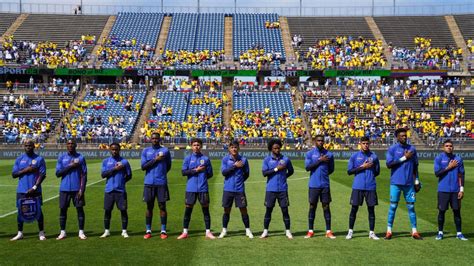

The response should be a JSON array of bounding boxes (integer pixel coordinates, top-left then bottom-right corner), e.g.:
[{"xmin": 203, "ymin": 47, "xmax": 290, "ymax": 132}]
[{"xmin": 0, "ymin": 158, "xmax": 473, "ymax": 264}]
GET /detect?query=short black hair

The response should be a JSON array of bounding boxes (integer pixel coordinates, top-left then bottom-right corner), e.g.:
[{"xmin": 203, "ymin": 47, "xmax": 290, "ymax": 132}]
[
  {"xmin": 360, "ymin": 136, "xmax": 370, "ymax": 142},
  {"xmin": 151, "ymin": 132, "xmax": 160, "ymax": 138},
  {"xmin": 267, "ymin": 138, "xmax": 282, "ymax": 151},
  {"xmin": 443, "ymin": 139, "xmax": 453, "ymax": 145},
  {"xmin": 229, "ymin": 140, "xmax": 240, "ymax": 148},
  {"xmin": 394, "ymin": 128, "xmax": 407, "ymax": 137},
  {"xmin": 190, "ymin": 138, "xmax": 203, "ymax": 145},
  {"xmin": 110, "ymin": 142, "xmax": 120, "ymax": 149},
  {"xmin": 314, "ymin": 134, "xmax": 324, "ymax": 141}
]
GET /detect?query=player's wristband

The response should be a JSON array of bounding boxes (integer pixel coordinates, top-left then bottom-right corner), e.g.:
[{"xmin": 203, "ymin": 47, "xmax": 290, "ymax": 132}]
[
  {"xmin": 399, "ymin": 156, "xmax": 407, "ymax": 163},
  {"xmin": 460, "ymin": 186, "xmax": 464, "ymax": 192},
  {"xmin": 32, "ymin": 185, "xmax": 37, "ymax": 190},
  {"xmin": 274, "ymin": 167, "xmax": 278, "ymax": 172},
  {"xmin": 415, "ymin": 179, "xmax": 420, "ymax": 185}
]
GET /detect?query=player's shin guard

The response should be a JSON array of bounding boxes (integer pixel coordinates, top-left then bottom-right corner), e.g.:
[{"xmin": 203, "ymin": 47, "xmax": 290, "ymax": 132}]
[
  {"xmin": 77, "ymin": 207, "xmax": 85, "ymax": 230},
  {"xmin": 121, "ymin": 210, "xmax": 128, "ymax": 230},
  {"xmin": 387, "ymin": 202, "xmax": 398, "ymax": 229},
  {"xmin": 438, "ymin": 210, "xmax": 446, "ymax": 232},
  {"xmin": 223, "ymin": 213, "xmax": 230, "ymax": 228},
  {"xmin": 264, "ymin": 207, "xmax": 273, "ymax": 229},
  {"xmin": 183, "ymin": 207, "xmax": 193, "ymax": 229},
  {"xmin": 37, "ymin": 211, "xmax": 44, "ymax": 231},
  {"xmin": 368, "ymin": 206, "xmax": 375, "ymax": 231},
  {"xmin": 323, "ymin": 204, "xmax": 331, "ymax": 231},
  {"xmin": 281, "ymin": 207, "xmax": 290, "ymax": 230},
  {"xmin": 349, "ymin": 205, "xmax": 359, "ymax": 230},
  {"xmin": 202, "ymin": 207, "xmax": 211, "ymax": 230},
  {"xmin": 242, "ymin": 213, "xmax": 250, "ymax": 228},
  {"xmin": 406, "ymin": 203, "xmax": 417, "ymax": 229},
  {"xmin": 104, "ymin": 209, "xmax": 112, "ymax": 230},
  {"xmin": 453, "ymin": 209, "xmax": 462, "ymax": 232},
  {"xmin": 308, "ymin": 205, "xmax": 316, "ymax": 230},
  {"xmin": 59, "ymin": 208, "xmax": 68, "ymax": 230},
  {"xmin": 17, "ymin": 214, "xmax": 24, "ymax": 231}
]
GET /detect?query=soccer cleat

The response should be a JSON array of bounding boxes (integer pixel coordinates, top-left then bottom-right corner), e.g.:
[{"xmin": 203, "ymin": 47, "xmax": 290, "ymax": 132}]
[
  {"xmin": 384, "ymin": 231, "xmax": 392, "ymax": 240},
  {"xmin": 177, "ymin": 232, "xmax": 189, "ymax": 240},
  {"xmin": 325, "ymin": 231, "xmax": 336, "ymax": 239},
  {"xmin": 369, "ymin": 232, "xmax": 380, "ymax": 240},
  {"xmin": 304, "ymin": 231, "xmax": 314, "ymax": 239},
  {"xmin": 10, "ymin": 232, "xmax": 24, "ymax": 241},
  {"xmin": 218, "ymin": 231, "xmax": 227, "ymax": 239},
  {"xmin": 78, "ymin": 232, "xmax": 87, "ymax": 240},
  {"xmin": 345, "ymin": 231, "xmax": 353, "ymax": 240},
  {"xmin": 260, "ymin": 231, "xmax": 269, "ymax": 239},
  {"xmin": 160, "ymin": 232, "xmax": 168, "ymax": 239},
  {"xmin": 456, "ymin": 234, "xmax": 468, "ymax": 241},
  {"xmin": 205, "ymin": 232, "xmax": 216, "ymax": 240},
  {"xmin": 56, "ymin": 231, "xmax": 67, "ymax": 240},
  {"xmin": 121, "ymin": 231, "xmax": 129, "ymax": 238},
  {"xmin": 100, "ymin": 230, "xmax": 110, "ymax": 238},
  {"xmin": 246, "ymin": 230, "xmax": 254, "ymax": 239},
  {"xmin": 39, "ymin": 231, "xmax": 46, "ymax": 241},
  {"xmin": 143, "ymin": 232, "xmax": 152, "ymax": 239},
  {"xmin": 412, "ymin": 232, "xmax": 423, "ymax": 240},
  {"xmin": 435, "ymin": 233, "xmax": 444, "ymax": 240},
  {"xmin": 285, "ymin": 231, "xmax": 293, "ymax": 239}
]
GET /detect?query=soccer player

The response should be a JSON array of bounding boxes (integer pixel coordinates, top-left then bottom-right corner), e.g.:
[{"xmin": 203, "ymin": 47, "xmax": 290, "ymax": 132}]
[
  {"xmin": 304, "ymin": 135, "xmax": 335, "ymax": 239},
  {"xmin": 55, "ymin": 139, "xmax": 88, "ymax": 240},
  {"xmin": 261, "ymin": 139, "xmax": 294, "ymax": 239},
  {"xmin": 178, "ymin": 138, "xmax": 215, "ymax": 239},
  {"xmin": 346, "ymin": 136, "xmax": 380, "ymax": 240},
  {"xmin": 10, "ymin": 140, "xmax": 47, "ymax": 241},
  {"xmin": 141, "ymin": 132, "xmax": 172, "ymax": 239},
  {"xmin": 218, "ymin": 140, "xmax": 253, "ymax": 239},
  {"xmin": 385, "ymin": 128, "xmax": 422, "ymax": 240},
  {"xmin": 100, "ymin": 143, "xmax": 132, "ymax": 238},
  {"xmin": 434, "ymin": 139, "xmax": 467, "ymax": 240}
]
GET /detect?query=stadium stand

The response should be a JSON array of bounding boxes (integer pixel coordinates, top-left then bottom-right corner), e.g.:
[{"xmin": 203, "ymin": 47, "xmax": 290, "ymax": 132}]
[
  {"xmin": 454, "ymin": 14, "xmax": 474, "ymax": 55},
  {"xmin": 287, "ymin": 17, "xmax": 374, "ymax": 52},
  {"xmin": 233, "ymin": 13, "xmax": 286, "ymax": 61},
  {"xmin": 59, "ymin": 87, "xmax": 146, "ymax": 143},
  {"xmin": 0, "ymin": 13, "xmax": 18, "ymax": 36}
]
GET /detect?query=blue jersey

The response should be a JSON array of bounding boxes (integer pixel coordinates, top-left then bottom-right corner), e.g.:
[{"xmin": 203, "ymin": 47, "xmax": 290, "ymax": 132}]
[
  {"xmin": 102, "ymin": 156, "xmax": 132, "ymax": 193},
  {"xmin": 386, "ymin": 143, "xmax": 418, "ymax": 186},
  {"xmin": 221, "ymin": 154, "xmax": 249, "ymax": 193},
  {"xmin": 347, "ymin": 151, "xmax": 380, "ymax": 191},
  {"xmin": 12, "ymin": 153, "xmax": 46, "ymax": 193},
  {"xmin": 305, "ymin": 147, "xmax": 334, "ymax": 189},
  {"xmin": 141, "ymin": 146, "xmax": 172, "ymax": 185},
  {"xmin": 262, "ymin": 154, "xmax": 294, "ymax": 192},
  {"xmin": 434, "ymin": 152, "xmax": 465, "ymax": 193},
  {"xmin": 55, "ymin": 152, "xmax": 88, "ymax": 192},
  {"xmin": 182, "ymin": 153, "xmax": 213, "ymax": 192}
]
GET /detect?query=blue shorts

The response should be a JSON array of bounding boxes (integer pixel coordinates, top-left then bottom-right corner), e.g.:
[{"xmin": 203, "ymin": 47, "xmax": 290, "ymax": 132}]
[
  {"xmin": 104, "ymin": 191, "xmax": 127, "ymax": 211},
  {"xmin": 222, "ymin": 191, "xmax": 247, "ymax": 208},
  {"xmin": 350, "ymin": 189, "xmax": 378, "ymax": 206},
  {"xmin": 309, "ymin": 188, "xmax": 331, "ymax": 204},
  {"xmin": 438, "ymin": 192, "xmax": 460, "ymax": 211},
  {"xmin": 59, "ymin": 191, "xmax": 85, "ymax": 209},
  {"xmin": 143, "ymin": 185, "xmax": 170, "ymax": 204},
  {"xmin": 390, "ymin": 185, "xmax": 416, "ymax": 203},
  {"xmin": 265, "ymin": 191, "xmax": 289, "ymax": 208},
  {"xmin": 185, "ymin": 192, "xmax": 210, "ymax": 206}
]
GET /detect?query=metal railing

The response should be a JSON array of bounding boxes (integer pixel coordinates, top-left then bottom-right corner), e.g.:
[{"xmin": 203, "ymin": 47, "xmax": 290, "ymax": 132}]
[{"xmin": 1, "ymin": 2, "xmax": 474, "ymax": 17}]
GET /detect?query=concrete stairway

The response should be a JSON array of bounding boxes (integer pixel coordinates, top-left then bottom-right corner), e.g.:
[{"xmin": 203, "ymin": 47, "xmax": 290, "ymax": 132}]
[
  {"xmin": 279, "ymin": 17, "xmax": 296, "ymax": 63},
  {"xmin": 155, "ymin": 15, "xmax": 171, "ymax": 55},
  {"xmin": 366, "ymin": 16, "xmax": 392, "ymax": 69},
  {"xmin": 224, "ymin": 16, "xmax": 233, "ymax": 62},
  {"xmin": 222, "ymin": 86, "xmax": 233, "ymax": 128},
  {"xmin": 445, "ymin": 15, "xmax": 470, "ymax": 72},
  {"xmin": 89, "ymin": 15, "xmax": 115, "ymax": 67},
  {"xmin": 131, "ymin": 89, "xmax": 154, "ymax": 143},
  {"xmin": 0, "ymin": 13, "xmax": 28, "ymax": 42}
]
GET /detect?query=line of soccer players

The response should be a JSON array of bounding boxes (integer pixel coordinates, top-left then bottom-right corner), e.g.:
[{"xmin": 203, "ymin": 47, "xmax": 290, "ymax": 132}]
[{"xmin": 10, "ymin": 128, "xmax": 467, "ymax": 241}]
